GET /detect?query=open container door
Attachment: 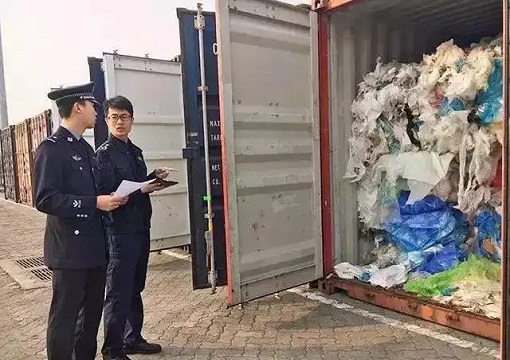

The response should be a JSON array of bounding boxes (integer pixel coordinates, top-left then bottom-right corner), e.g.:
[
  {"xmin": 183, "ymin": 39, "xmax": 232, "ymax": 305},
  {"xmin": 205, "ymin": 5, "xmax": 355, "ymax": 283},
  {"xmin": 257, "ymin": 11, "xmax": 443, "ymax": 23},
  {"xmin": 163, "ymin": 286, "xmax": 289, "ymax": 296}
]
[
  {"xmin": 215, "ymin": 0, "xmax": 323, "ymax": 305},
  {"xmin": 177, "ymin": 8, "xmax": 228, "ymax": 290},
  {"xmin": 102, "ymin": 53, "xmax": 191, "ymax": 251}
]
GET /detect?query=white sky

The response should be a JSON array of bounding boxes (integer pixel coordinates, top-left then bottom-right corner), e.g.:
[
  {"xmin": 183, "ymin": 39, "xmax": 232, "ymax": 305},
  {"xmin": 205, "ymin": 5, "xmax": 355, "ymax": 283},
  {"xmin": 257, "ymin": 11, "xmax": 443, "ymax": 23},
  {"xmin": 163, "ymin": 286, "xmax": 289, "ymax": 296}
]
[{"xmin": 0, "ymin": 0, "xmax": 304, "ymax": 125}]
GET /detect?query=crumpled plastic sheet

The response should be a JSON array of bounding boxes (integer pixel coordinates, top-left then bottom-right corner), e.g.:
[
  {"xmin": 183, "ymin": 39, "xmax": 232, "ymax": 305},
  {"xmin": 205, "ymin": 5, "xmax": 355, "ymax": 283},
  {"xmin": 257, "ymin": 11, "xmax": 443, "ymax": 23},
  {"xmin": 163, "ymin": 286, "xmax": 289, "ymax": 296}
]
[
  {"xmin": 435, "ymin": 280, "xmax": 501, "ymax": 319},
  {"xmin": 369, "ymin": 264, "xmax": 408, "ymax": 289},
  {"xmin": 488, "ymin": 189, "xmax": 502, "ymax": 211},
  {"xmin": 399, "ymin": 244, "xmax": 442, "ymax": 266},
  {"xmin": 404, "ymin": 255, "xmax": 501, "ymax": 318},
  {"xmin": 404, "ymin": 255, "xmax": 500, "ymax": 298},
  {"xmin": 444, "ymin": 46, "xmax": 496, "ymax": 101},
  {"xmin": 414, "ymin": 111, "xmax": 439, "ymax": 150},
  {"xmin": 334, "ymin": 262, "xmax": 364, "ymax": 280},
  {"xmin": 457, "ymin": 127, "xmax": 497, "ymax": 216},
  {"xmin": 418, "ymin": 40, "xmax": 465, "ymax": 94},
  {"xmin": 432, "ymin": 161, "xmax": 460, "ymax": 203},
  {"xmin": 384, "ymin": 193, "xmax": 469, "ymax": 253},
  {"xmin": 399, "ymin": 244, "xmax": 464, "ymax": 275},
  {"xmin": 433, "ymin": 110, "xmax": 470, "ymax": 155},
  {"xmin": 356, "ymin": 150, "xmax": 456, "ymax": 230},
  {"xmin": 475, "ymin": 209, "xmax": 501, "ymax": 263},
  {"xmin": 475, "ymin": 59, "xmax": 503, "ymax": 126},
  {"xmin": 343, "ymin": 37, "xmax": 504, "ymax": 309},
  {"xmin": 334, "ymin": 261, "xmax": 408, "ymax": 289},
  {"xmin": 345, "ymin": 59, "xmax": 420, "ymax": 183},
  {"xmin": 373, "ymin": 151, "xmax": 454, "ymax": 205},
  {"xmin": 357, "ymin": 174, "xmax": 406, "ymax": 229},
  {"xmin": 371, "ymin": 243, "xmax": 401, "ymax": 268},
  {"xmin": 438, "ymin": 98, "xmax": 465, "ymax": 117},
  {"xmin": 419, "ymin": 243, "xmax": 463, "ymax": 275}
]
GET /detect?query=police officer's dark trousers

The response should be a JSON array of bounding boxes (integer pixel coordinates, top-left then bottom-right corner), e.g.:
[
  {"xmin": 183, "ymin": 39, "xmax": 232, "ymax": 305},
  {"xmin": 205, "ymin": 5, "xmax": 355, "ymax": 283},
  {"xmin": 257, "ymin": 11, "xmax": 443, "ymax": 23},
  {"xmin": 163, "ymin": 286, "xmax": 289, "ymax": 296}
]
[
  {"xmin": 102, "ymin": 231, "xmax": 150, "ymax": 357},
  {"xmin": 47, "ymin": 266, "xmax": 106, "ymax": 360}
]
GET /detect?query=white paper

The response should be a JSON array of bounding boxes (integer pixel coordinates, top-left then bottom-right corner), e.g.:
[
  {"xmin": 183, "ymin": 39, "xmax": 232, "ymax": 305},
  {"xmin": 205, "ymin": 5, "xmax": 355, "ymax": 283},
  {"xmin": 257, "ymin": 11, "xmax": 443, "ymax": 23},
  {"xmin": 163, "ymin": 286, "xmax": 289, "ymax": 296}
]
[{"xmin": 114, "ymin": 179, "xmax": 154, "ymax": 197}]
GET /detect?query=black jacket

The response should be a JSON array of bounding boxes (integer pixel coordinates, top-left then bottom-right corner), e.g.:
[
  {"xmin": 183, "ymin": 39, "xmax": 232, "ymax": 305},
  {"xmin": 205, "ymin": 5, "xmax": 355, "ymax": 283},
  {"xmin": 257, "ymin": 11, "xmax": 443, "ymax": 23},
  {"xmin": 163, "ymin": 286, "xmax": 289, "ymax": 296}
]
[
  {"xmin": 95, "ymin": 135, "xmax": 155, "ymax": 235},
  {"xmin": 33, "ymin": 126, "xmax": 106, "ymax": 269}
]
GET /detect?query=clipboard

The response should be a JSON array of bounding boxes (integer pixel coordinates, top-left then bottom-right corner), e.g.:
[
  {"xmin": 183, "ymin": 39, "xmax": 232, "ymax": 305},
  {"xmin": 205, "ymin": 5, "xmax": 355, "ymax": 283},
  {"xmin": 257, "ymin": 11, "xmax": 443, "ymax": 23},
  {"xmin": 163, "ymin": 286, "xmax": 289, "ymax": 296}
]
[{"xmin": 150, "ymin": 178, "xmax": 179, "ymax": 188}]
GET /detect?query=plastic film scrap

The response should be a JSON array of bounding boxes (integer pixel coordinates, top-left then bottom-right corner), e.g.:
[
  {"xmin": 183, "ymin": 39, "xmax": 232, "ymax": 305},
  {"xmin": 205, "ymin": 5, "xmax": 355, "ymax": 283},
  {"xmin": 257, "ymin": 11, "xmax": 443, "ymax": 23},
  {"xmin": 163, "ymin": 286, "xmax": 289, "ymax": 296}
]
[{"xmin": 336, "ymin": 36, "xmax": 503, "ymax": 319}]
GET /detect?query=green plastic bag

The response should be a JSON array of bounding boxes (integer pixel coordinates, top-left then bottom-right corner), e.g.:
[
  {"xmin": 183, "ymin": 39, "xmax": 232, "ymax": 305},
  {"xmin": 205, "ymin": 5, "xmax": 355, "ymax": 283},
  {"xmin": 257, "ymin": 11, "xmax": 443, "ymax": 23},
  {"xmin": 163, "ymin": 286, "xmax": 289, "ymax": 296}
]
[{"xmin": 403, "ymin": 255, "xmax": 501, "ymax": 297}]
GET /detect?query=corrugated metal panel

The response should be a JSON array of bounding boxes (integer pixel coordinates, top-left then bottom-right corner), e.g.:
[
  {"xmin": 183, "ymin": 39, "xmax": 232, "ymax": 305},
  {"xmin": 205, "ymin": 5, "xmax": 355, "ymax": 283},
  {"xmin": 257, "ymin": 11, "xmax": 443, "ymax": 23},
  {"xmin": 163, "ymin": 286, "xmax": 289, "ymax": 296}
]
[
  {"xmin": 327, "ymin": 0, "xmax": 502, "ymax": 41},
  {"xmin": 103, "ymin": 53, "xmax": 191, "ymax": 251},
  {"xmin": 216, "ymin": 0, "xmax": 322, "ymax": 305},
  {"xmin": 0, "ymin": 126, "xmax": 18, "ymax": 201},
  {"xmin": 327, "ymin": 1, "xmax": 502, "ymax": 264},
  {"xmin": 29, "ymin": 110, "xmax": 52, "ymax": 153},
  {"xmin": 14, "ymin": 120, "xmax": 33, "ymax": 206}
]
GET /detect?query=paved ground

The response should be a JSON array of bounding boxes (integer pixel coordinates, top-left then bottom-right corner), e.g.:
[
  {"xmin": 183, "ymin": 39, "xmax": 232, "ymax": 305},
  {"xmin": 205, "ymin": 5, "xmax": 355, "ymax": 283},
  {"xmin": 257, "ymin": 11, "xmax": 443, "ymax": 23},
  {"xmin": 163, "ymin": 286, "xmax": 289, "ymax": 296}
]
[{"xmin": 0, "ymin": 198, "xmax": 500, "ymax": 360}]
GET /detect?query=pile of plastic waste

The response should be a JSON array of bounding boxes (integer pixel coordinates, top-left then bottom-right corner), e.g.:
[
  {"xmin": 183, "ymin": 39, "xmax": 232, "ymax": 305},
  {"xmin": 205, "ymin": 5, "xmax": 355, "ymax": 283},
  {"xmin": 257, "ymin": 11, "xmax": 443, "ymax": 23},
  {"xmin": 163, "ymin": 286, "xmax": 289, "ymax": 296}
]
[{"xmin": 337, "ymin": 36, "xmax": 503, "ymax": 319}]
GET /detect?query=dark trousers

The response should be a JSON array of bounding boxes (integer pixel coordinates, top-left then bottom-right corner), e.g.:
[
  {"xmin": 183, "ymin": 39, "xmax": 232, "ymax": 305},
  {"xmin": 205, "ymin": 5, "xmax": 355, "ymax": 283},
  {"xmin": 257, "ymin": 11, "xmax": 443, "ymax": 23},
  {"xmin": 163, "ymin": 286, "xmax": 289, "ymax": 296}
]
[
  {"xmin": 102, "ymin": 231, "xmax": 150, "ymax": 357},
  {"xmin": 47, "ymin": 267, "xmax": 106, "ymax": 360}
]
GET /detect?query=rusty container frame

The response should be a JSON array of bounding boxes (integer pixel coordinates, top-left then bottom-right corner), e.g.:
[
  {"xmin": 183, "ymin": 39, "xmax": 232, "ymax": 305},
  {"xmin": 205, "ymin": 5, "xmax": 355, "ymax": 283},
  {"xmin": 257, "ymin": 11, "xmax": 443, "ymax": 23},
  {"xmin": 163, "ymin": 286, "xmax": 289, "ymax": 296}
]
[
  {"xmin": 14, "ymin": 120, "xmax": 34, "ymax": 206},
  {"xmin": 0, "ymin": 136, "xmax": 4, "ymax": 195},
  {"xmin": 28, "ymin": 110, "xmax": 52, "ymax": 155},
  {"xmin": 0, "ymin": 126, "xmax": 19, "ymax": 202},
  {"xmin": 324, "ymin": 277, "xmax": 500, "ymax": 342},
  {"xmin": 311, "ymin": 0, "xmax": 507, "ymax": 348}
]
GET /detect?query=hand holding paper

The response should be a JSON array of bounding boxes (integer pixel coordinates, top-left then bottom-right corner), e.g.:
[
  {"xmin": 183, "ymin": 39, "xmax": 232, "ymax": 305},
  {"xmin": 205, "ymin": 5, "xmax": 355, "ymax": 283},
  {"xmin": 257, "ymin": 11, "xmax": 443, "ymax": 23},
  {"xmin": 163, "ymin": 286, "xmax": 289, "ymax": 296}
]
[
  {"xmin": 114, "ymin": 179, "xmax": 154, "ymax": 197},
  {"xmin": 114, "ymin": 177, "xmax": 179, "ymax": 197}
]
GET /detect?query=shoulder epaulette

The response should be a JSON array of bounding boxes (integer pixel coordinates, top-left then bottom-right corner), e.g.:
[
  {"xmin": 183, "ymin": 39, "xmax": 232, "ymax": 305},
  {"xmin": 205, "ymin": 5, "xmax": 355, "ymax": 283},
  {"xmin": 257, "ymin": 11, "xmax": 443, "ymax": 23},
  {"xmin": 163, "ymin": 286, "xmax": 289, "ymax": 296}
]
[{"xmin": 45, "ymin": 134, "xmax": 61, "ymax": 144}]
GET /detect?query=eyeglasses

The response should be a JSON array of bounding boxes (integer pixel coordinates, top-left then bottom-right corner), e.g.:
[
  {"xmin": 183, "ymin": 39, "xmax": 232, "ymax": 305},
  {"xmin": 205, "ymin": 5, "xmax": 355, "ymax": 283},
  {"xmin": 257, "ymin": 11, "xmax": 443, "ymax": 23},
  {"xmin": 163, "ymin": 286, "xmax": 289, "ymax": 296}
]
[{"xmin": 107, "ymin": 115, "xmax": 132, "ymax": 123}]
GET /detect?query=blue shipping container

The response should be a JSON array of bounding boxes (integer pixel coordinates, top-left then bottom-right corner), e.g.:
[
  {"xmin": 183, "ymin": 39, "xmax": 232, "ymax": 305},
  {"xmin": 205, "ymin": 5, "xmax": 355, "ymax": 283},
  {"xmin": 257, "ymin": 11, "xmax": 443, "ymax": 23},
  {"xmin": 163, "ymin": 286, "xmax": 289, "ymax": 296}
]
[
  {"xmin": 178, "ymin": 8, "xmax": 227, "ymax": 289},
  {"xmin": 87, "ymin": 56, "xmax": 108, "ymax": 148}
]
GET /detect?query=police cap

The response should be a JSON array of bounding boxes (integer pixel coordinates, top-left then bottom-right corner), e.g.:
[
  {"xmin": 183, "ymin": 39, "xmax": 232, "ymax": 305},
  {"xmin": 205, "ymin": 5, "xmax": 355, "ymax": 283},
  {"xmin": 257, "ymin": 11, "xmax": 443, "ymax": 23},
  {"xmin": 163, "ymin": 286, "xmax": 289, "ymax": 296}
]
[{"xmin": 47, "ymin": 82, "xmax": 99, "ymax": 107}]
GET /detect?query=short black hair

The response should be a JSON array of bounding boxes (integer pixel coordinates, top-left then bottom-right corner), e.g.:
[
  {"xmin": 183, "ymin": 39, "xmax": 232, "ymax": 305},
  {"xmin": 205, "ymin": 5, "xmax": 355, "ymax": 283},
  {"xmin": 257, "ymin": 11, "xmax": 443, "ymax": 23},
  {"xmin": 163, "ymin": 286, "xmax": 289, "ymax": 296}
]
[
  {"xmin": 58, "ymin": 100, "xmax": 86, "ymax": 119},
  {"xmin": 104, "ymin": 96, "xmax": 134, "ymax": 117}
]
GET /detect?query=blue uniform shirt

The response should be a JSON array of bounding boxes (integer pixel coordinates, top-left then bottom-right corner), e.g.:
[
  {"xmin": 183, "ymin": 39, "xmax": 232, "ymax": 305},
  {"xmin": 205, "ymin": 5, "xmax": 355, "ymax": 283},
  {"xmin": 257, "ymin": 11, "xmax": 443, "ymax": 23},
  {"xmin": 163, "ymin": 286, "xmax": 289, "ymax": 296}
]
[
  {"xmin": 33, "ymin": 126, "xmax": 106, "ymax": 269},
  {"xmin": 95, "ymin": 135, "xmax": 156, "ymax": 235}
]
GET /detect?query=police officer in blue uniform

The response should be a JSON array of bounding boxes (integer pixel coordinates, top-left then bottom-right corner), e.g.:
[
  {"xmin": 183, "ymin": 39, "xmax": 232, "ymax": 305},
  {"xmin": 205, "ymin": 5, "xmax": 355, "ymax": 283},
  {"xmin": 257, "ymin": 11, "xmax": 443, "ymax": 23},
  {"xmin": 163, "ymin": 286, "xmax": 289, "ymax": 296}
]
[
  {"xmin": 34, "ymin": 82, "xmax": 128, "ymax": 360},
  {"xmin": 96, "ymin": 96, "xmax": 167, "ymax": 360}
]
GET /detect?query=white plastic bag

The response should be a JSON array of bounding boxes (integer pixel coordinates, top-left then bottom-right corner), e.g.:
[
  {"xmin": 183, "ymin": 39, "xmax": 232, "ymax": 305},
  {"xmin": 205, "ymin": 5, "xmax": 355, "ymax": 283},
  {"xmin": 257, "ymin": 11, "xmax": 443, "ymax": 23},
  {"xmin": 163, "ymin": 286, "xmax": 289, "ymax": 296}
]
[
  {"xmin": 334, "ymin": 262, "xmax": 364, "ymax": 280},
  {"xmin": 369, "ymin": 264, "xmax": 408, "ymax": 289}
]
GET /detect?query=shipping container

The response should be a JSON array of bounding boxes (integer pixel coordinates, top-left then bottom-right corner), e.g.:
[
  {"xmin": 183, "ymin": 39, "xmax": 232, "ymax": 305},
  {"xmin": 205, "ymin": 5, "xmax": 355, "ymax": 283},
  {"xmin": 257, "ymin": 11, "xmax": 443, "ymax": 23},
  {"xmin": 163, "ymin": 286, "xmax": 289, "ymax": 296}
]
[
  {"xmin": 29, "ymin": 110, "xmax": 52, "ymax": 154},
  {"xmin": 207, "ymin": 0, "xmax": 507, "ymax": 347},
  {"xmin": 14, "ymin": 120, "xmax": 33, "ymax": 206},
  {"xmin": 177, "ymin": 8, "xmax": 227, "ymax": 290},
  {"xmin": 88, "ymin": 56, "xmax": 109, "ymax": 148},
  {"xmin": 0, "ymin": 126, "xmax": 17, "ymax": 201},
  {"xmin": 98, "ymin": 53, "xmax": 192, "ymax": 251},
  {"xmin": 0, "ymin": 141, "xmax": 4, "ymax": 195}
]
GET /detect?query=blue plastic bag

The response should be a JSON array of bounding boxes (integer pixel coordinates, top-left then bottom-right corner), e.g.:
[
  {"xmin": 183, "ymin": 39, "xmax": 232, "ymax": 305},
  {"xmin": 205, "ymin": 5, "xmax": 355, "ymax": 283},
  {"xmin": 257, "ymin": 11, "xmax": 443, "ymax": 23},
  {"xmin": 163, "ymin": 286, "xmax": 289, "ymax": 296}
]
[
  {"xmin": 384, "ymin": 192, "xmax": 469, "ymax": 253},
  {"xmin": 420, "ymin": 244, "xmax": 463, "ymax": 275},
  {"xmin": 475, "ymin": 59, "xmax": 502, "ymax": 126},
  {"xmin": 475, "ymin": 210, "xmax": 501, "ymax": 262}
]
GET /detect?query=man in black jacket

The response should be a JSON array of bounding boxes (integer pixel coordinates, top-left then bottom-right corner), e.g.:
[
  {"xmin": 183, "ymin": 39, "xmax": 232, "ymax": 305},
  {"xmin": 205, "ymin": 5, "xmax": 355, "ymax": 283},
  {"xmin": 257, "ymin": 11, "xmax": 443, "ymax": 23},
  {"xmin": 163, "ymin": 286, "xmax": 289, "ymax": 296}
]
[
  {"xmin": 34, "ymin": 82, "xmax": 127, "ymax": 360},
  {"xmin": 96, "ymin": 96, "xmax": 169, "ymax": 360}
]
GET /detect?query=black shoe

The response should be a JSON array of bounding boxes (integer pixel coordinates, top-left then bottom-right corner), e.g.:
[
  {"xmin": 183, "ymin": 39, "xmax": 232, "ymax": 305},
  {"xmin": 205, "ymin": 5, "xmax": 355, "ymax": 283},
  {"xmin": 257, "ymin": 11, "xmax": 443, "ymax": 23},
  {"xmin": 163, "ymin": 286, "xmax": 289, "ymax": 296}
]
[{"xmin": 125, "ymin": 339, "xmax": 162, "ymax": 354}]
